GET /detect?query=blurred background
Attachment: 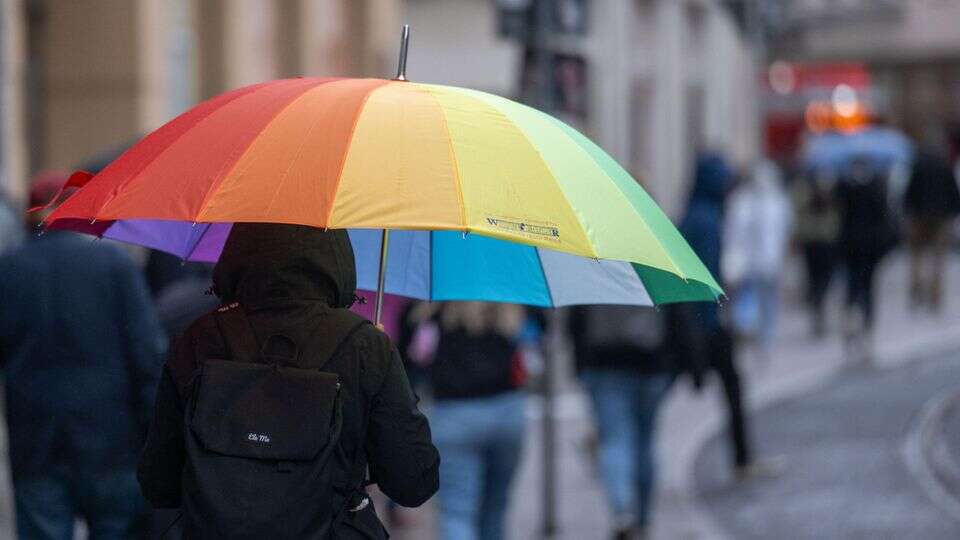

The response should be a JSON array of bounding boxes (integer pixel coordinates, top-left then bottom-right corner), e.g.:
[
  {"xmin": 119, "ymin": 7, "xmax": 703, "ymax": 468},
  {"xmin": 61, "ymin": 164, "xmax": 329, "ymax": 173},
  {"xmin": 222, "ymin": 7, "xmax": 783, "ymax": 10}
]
[{"xmin": 3, "ymin": 1, "xmax": 960, "ymax": 539}]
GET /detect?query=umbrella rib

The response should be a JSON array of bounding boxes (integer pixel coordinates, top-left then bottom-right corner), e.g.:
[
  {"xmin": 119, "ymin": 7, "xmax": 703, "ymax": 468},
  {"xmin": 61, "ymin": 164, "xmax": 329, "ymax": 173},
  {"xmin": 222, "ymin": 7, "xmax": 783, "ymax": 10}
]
[
  {"xmin": 192, "ymin": 78, "xmax": 340, "ymax": 223},
  {"xmin": 423, "ymin": 85, "xmax": 599, "ymax": 257},
  {"xmin": 322, "ymin": 81, "xmax": 388, "ymax": 228},
  {"xmin": 543, "ymin": 115, "xmax": 690, "ymax": 282},
  {"xmin": 261, "ymin": 104, "xmax": 327, "ymax": 217},
  {"xmin": 93, "ymin": 80, "xmax": 284, "ymax": 221},
  {"xmin": 422, "ymin": 86, "xmax": 468, "ymax": 230},
  {"xmin": 533, "ymin": 247, "xmax": 556, "ymax": 308},
  {"xmin": 428, "ymin": 231, "xmax": 434, "ymax": 301},
  {"xmin": 182, "ymin": 222, "xmax": 215, "ymax": 262}
]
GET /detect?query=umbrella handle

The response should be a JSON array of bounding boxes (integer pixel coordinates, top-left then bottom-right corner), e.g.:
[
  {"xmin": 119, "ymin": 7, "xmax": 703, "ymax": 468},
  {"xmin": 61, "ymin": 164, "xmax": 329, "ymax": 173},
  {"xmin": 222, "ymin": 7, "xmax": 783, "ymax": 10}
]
[{"xmin": 374, "ymin": 228, "xmax": 390, "ymax": 327}]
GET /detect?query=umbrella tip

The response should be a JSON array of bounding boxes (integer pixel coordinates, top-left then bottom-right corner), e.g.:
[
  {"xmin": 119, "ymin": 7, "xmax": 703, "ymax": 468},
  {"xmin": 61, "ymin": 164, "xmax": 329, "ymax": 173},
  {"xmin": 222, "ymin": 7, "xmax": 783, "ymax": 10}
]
[{"xmin": 394, "ymin": 25, "xmax": 411, "ymax": 81}]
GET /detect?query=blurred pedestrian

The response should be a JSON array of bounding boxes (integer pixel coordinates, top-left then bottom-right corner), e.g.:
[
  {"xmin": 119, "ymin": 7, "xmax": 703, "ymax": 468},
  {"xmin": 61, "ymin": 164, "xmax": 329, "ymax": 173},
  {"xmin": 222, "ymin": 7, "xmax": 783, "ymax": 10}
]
[
  {"xmin": 903, "ymin": 132, "xmax": 960, "ymax": 313},
  {"xmin": 152, "ymin": 265, "xmax": 218, "ymax": 344},
  {"xmin": 837, "ymin": 157, "xmax": 900, "ymax": 363},
  {"xmin": 138, "ymin": 224, "xmax": 439, "ymax": 538},
  {"xmin": 670, "ymin": 153, "xmax": 757, "ymax": 477},
  {"xmin": 0, "ymin": 172, "xmax": 166, "ymax": 539},
  {"xmin": 568, "ymin": 306, "xmax": 672, "ymax": 540},
  {"xmin": 426, "ymin": 302, "xmax": 528, "ymax": 540},
  {"xmin": 398, "ymin": 300, "xmax": 439, "ymax": 393},
  {"xmin": 723, "ymin": 160, "xmax": 793, "ymax": 355},
  {"xmin": 792, "ymin": 169, "xmax": 841, "ymax": 337}
]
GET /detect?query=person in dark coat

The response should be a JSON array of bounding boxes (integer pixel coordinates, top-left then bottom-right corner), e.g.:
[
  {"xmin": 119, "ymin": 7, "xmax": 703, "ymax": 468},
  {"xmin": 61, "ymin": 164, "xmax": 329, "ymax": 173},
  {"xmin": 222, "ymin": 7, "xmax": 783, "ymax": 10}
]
[
  {"xmin": 792, "ymin": 169, "xmax": 840, "ymax": 337},
  {"xmin": 137, "ymin": 223, "xmax": 439, "ymax": 536},
  {"xmin": 671, "ymin": 153, "xmax": 754, "ymax": 476},
  {"xmin": 903, "ymin": 144, "xmax": 960, "ymax": 312},
  {"xmin": 0, "ymin": 172, "xmax": 166, "ymax": 539},
  {"xmin": 568, "ymin": 306, "xmax": 672, "ymax": 540},
  {"xmin": 837, "ymin": 157, "xmax": 899, "ymax": 362}
]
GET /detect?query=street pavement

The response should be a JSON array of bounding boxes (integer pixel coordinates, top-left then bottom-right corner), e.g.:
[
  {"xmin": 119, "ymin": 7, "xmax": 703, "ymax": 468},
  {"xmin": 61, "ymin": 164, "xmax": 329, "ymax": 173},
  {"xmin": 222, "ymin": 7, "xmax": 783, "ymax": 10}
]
[
  {"xmin": 651, "ymin": 251, "xmax": 960, "ymax": 540},
  {"xmin": 393, "ymin": 251, "xmax": 960, "ymax": 539},
  {"xmin": 695, "ymin": 354, "xmax": 960, "ymax": 539},
  {"xmin": 0, "ymin": 252, "xmax": 959, "ymax": 539}
]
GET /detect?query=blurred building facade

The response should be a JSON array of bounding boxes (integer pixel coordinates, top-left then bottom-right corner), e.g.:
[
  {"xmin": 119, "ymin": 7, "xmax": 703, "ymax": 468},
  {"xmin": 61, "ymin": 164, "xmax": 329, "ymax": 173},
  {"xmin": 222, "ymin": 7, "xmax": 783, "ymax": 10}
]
[
  {"xmin": 1, "ymin": 0, "xmax": 757, "ymax": 216},
  {"xmin": 762, "ymin": 0, "xmax": 960, "ymax": 150},
  {"xmin": 0, "ymin": 0, "xmax": 402, "ymax": 203},
  {"xmin": 413, "ymin": 0, "xmax": 758, "ymax": 215}
]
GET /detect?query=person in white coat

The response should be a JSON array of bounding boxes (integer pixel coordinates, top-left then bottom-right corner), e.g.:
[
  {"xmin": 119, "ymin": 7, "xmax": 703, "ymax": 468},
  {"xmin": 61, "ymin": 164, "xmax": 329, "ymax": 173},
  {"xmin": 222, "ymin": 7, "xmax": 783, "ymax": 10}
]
[{"xmin": 723, "ymin": 160, "xmax": 794, "ymax": 355}]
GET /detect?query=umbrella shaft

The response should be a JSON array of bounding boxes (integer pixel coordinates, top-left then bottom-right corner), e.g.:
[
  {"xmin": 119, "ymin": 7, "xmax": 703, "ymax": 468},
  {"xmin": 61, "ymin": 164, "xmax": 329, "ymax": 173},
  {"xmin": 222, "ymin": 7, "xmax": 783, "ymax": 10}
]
[{"xmin": 374, "ymin": 229, "xmax": 390, "ymax": 327}]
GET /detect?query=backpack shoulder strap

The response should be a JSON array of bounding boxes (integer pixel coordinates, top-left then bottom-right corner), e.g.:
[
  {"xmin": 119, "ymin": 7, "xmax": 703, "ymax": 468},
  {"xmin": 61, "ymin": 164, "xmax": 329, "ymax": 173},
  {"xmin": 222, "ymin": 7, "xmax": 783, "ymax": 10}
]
[
  {"xmin": 212, "ymin": 302, "xmax": 261, "ymax": 364},
  {"xmin": 307, "ymin": 308, "xmax": 372, "ymax": 371}
]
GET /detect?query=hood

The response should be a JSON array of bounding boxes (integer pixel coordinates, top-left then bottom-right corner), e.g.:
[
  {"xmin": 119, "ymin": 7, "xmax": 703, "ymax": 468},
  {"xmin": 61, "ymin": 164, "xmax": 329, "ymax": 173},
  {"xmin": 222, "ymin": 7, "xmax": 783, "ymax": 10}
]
[
  {"xmin": 688, "ymin": 153, "xmax": 730, "ymax": 206},
  {"xmin": 213, "ymin": 223, "xmax": 357, "ymax": 308}
]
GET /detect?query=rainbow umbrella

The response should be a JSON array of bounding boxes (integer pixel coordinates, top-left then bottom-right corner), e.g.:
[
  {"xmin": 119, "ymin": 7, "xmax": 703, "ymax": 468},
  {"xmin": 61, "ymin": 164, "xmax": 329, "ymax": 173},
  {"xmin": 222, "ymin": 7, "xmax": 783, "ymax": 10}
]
[
  {"xmin": 45, "ymin": 72, "xmax": 720, "ymax": 317},
  {"xmin": 43, "ymin": 33, "xmax": 720, "ymax": 537}
]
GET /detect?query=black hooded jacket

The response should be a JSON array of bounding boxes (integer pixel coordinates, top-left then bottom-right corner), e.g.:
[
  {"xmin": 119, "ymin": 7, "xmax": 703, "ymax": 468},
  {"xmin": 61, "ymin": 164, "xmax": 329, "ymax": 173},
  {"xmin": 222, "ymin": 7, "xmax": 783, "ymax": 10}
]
[{"xmin": 137, "ymin": 224, "xmax": 439, "ymax": 516}]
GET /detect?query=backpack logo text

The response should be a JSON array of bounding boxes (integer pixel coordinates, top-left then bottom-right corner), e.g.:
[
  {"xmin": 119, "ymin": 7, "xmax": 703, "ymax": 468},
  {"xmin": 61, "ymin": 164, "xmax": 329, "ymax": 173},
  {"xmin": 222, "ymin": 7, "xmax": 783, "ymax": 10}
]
[{"xmin": 246, "ymin": 432, "xmax": 271, "ymax": 444}]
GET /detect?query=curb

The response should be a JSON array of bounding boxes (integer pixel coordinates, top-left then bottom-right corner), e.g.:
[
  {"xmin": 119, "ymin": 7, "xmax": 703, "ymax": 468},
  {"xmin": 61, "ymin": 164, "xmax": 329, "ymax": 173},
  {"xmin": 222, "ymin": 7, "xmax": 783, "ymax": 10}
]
[
  {"xmin": 904, "ymin": 384, "xmax": 960, "ymax": 522},
  {"xmin": 683, "ymin": 325, "xmax": 960, "ymax": 540}
]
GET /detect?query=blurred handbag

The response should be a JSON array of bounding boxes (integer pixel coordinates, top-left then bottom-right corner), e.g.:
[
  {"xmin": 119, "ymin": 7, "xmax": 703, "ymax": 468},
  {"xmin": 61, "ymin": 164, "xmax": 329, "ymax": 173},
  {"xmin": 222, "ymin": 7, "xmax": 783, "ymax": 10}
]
[{"xmin": 730, "ymin": 281, "xmax": 761, "ymax": 339}]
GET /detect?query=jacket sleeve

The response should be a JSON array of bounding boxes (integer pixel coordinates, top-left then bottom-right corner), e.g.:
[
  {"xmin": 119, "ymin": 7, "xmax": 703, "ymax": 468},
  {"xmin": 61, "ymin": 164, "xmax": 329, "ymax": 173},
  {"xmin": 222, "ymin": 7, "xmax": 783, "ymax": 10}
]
[
  {"xmin": 365, "ymin": 335, "xmax": 440, "ymax": 507},
  {"xmin": 137, "ymin": 363, "xmax": 186, "ymax": 508}
]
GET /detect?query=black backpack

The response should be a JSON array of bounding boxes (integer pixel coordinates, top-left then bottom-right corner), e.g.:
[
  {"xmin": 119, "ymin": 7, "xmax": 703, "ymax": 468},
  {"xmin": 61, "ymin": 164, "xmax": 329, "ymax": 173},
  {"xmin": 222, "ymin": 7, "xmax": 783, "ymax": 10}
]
[{"xmin": 180, "ymin": 302, "xmax": 370, "ymax": 539}]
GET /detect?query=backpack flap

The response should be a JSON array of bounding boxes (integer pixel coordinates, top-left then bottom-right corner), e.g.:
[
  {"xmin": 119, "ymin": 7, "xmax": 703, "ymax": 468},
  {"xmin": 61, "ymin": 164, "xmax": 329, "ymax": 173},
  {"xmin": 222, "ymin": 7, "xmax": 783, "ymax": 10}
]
[{"xmin": 191, "ymin": 359, "xmax": 340, "ymax": 461}]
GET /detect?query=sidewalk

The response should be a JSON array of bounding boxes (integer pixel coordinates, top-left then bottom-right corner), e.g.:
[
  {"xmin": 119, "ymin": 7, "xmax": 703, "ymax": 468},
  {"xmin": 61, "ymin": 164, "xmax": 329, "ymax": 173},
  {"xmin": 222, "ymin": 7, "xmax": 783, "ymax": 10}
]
[
  {"xmin": 390, "ymin": 251, "xmax": 960, "ymax": 539},
  {"xmin": 653, "ymin": 250, "xmax": 960, "ymax": 540},
  {"xmin": 695, "ymin": 350, "xmax": 960, "ymax": 539},
  {"xmin": 0, "ymin": 252, "xmax": 957, "ymax": 539}
]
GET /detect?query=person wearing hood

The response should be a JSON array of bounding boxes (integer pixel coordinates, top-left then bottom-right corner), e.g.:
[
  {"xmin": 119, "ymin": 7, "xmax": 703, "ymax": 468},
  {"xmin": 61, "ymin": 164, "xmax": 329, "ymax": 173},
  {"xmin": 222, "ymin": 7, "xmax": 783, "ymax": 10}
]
[
  {"xmin": 837, "ymin": 157, "xmax": 900, "ymax": 364},
  {"xmin": 137, "ymin": 223, "xmax": 440, "ymax": 537},
  {"xmin": 668, "ymin": 153, "xmax": 758, "ymax": 479}
]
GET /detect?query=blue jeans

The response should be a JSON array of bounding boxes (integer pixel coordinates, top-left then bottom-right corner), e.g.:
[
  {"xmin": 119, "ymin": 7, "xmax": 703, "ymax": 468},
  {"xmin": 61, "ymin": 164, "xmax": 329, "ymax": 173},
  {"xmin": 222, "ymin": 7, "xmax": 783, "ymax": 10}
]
[
  {"xmin": 580, "ymin": 370, "xmax": 672, "ymax": 528},
  {"xmin": 732, "ymin": 277, "xmax": 780, "ymax": 347},
  {"xmin": 430, "ymin": 391, "xmax": 526, "ymax": 540},
  {"xmin": 13, "ymin": 466, "xmax": 145, "ymax": 540}
]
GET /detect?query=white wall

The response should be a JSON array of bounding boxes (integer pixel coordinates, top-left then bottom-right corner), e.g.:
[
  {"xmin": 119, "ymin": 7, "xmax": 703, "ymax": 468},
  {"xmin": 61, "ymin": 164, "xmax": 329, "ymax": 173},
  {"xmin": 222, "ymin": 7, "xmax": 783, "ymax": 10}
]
[
  {"xmin": 792, "ymin": 1, "xmax": 960, "ymax": 62},
  {"xmin": 649, "ymin": 0, "xmax": 687, "ymax": 215},
  {"xmin": 402, "ymin": 0, "xmax": 521, "ymax": 93}
]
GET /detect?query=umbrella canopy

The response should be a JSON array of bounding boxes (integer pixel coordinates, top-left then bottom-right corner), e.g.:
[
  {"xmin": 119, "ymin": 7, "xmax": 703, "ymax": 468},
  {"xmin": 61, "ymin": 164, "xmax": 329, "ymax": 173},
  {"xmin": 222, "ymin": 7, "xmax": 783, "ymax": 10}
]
[
  {"xmin": 349, "ymin": 229, "xmax": 699, "ymax": 307},
  {"xmin": 45, "ymin": 77, "xmax": 721, "ymax": 304},
  {"xmin": 802, "ymin": 127, "xmax": 913, "ymax": 174}
]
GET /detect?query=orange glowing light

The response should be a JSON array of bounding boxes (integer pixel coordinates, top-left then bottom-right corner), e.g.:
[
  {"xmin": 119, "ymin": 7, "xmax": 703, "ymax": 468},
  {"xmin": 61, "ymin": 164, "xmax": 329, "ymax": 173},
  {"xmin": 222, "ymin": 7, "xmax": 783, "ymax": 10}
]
[{"xmin": 804, "ymin": 101, "xmax": 832, "ymax": 133}]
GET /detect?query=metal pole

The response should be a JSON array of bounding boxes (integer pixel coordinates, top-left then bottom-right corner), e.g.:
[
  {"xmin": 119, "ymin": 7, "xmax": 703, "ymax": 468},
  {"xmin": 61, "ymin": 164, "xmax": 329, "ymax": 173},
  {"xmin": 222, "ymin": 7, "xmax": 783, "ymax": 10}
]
[
  {"xmin": 395, "ymin": 24, "xmax": 410, "ymax": 81},
  {"xmin": 374, "ymin": 228, "xmax": 390, "ymax": 327},
  {"xmin": 542, "ymin": 310, "xmax": 558, "ymax": 538},
  {"xmin": 373, "ymin": 24, "xmax": 411, "ymax": 327},
  {"xmin": 530, "ymin": 0, "xmax": 558, "ymax": 535}
]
